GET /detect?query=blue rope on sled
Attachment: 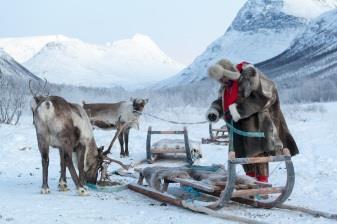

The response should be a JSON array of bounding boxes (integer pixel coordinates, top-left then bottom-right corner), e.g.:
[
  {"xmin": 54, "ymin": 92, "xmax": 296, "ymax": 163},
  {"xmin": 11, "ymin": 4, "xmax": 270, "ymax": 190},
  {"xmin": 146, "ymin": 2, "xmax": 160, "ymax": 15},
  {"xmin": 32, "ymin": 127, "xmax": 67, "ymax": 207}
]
[
  {"xmin": 86, "ymin": 183, "xmax": 128, "ymax": 193},
  {"xmin": 181, "ymin": 186, "xmax": 201, "ymax": 198},
  {"xmin": 225, "ymin": 121, "xmax": 265, "ymax": 138}
]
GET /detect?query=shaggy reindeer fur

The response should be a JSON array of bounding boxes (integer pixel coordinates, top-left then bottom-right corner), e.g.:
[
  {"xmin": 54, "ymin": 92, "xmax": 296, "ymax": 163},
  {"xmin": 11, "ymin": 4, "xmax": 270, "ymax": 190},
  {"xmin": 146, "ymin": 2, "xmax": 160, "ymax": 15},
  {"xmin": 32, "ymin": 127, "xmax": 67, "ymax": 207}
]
[
  {"xmin": 31, "ymin": 96, "xmax": 104, "ymax": 195},
  {"xmin": 138, "ymin": 166, "xmax": 190, "ymax": 192}
]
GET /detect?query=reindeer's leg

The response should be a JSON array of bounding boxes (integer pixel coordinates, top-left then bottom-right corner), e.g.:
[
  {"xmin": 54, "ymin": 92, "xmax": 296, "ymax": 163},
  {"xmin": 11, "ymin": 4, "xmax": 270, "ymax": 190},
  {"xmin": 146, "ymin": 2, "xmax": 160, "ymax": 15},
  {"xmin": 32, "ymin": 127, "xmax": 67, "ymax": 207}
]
[
  {"xmin": 76, "ymin": 144, "xmax": 86, "ymax": 186},
  {"xmin": 37, "ymin": 134, "xmax": 50, "ymax": 194},
  {"xmin": 124, "ymin": 127, "xmax": 130, "ymax": 157},
  {"xmin": 118, "ymin": 127, "xmax": 125, "ymax": 157},
  {"xmin": 137, "ymin": 172, "xmax": 144, "ymax": 185},
  {"xmin": 58, "ymin": 149, "xmax": 68, "ymax": 191},
  {"xmin": 63, "ymin": 146, "xmax": 88, "ymax": 196}
]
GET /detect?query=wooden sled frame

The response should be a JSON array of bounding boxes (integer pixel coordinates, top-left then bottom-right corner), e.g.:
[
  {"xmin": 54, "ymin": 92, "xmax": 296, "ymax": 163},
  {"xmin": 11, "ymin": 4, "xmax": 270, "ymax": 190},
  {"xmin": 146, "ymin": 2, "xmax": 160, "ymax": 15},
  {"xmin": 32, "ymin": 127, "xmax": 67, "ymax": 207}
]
[
  {"xmin": 214, "ymin": 147, "xmax": 295, "ymax": 209},
  {"xmin": 146, "ymin": 126, "xmax": 194, "ymax": 165},
  {"xmin": 202, "ymin": 123, "xmax": 229, "ymax": 145},
  {"xmin": 130, "ymin": 148, "xmax": 295, "ymax": 210}
]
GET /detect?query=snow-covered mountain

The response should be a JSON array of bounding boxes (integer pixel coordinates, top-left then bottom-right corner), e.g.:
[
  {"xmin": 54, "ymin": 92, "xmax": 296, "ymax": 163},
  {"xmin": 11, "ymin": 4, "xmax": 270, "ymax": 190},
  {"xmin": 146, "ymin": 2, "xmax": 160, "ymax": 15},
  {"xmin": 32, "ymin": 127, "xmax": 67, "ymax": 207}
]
[
  {"xmin": 0, "ymin": 35, "xmax": 71, "ymax": 63},
  {"xmin": 0, "ymin": 49, "xmax": 40, "ymax": 80},
  {"xmin": 23, "ymin": 34, "xmax": 184, "ymax": 89},
  {"xmin": 257, "ymin": 9, "xmax": 337, "ymax": 89},
  {"xmin": 156, "ymin": 0, "xmax": 337, "ymax": 89}
]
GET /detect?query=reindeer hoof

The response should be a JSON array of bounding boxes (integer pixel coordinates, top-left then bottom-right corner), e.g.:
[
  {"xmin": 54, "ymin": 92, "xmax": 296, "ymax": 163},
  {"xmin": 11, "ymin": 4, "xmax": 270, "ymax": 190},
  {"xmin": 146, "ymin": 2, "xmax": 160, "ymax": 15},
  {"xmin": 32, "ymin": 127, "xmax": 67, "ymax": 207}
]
[
  {"xmin": 78, "ymin": 187, "xmax": 89, "ymax": 196},
  {"xmin": 41, "ymin": 188, "xmax": 50, "ymax": 194},
  {"xmin": 120, "ymin": 154, "xmax": 125, "ymax": 158},
  {"xmin": 58, "ymin": 182, "xmax": 69, "ymax": 192}
]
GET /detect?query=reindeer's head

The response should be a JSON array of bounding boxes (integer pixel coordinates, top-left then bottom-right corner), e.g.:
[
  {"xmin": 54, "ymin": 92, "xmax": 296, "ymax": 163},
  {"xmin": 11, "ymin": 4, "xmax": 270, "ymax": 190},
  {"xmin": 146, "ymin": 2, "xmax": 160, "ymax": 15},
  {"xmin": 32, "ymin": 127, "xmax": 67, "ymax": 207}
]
[
  {"xmin": 131, "ymin": 98, "xmax": 149, "ymax": 113},
  {"xmin": 83, "ymin": 141, "xmax": 105, "ymax": 184},
  {"xmin": 84, "ymin": 143, "xmax": 129, "ymax": 185},
  {"xmin": 29, "ymin": 79, "xmax": 50, "ymax": 123}
]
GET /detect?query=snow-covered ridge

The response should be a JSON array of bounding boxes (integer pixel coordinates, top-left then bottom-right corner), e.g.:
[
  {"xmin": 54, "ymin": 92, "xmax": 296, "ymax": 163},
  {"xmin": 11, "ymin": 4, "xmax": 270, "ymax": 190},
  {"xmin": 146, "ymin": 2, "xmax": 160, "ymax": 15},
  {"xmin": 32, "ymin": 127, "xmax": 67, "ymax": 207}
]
[
  {"xmin": 155, "ymin": 0, "xmax": 337, "ymax": 89},
  {"xmin": 0, "ymin": 48, "xmax": 40, "ymax": 80},
  {"xmin": 22, "ymin": 34, "xmax": 184, "ymax": 89},
  {"xmin": 0, "ymin": 35, "xmax": 72, "ymax": 63},
  {"xmin": 258, "ymin": 9, "xmax": 337, "ymax": 85},
  {"xmin": 283, "ymin": 0, "xmax": 337, "ymax": 19}
]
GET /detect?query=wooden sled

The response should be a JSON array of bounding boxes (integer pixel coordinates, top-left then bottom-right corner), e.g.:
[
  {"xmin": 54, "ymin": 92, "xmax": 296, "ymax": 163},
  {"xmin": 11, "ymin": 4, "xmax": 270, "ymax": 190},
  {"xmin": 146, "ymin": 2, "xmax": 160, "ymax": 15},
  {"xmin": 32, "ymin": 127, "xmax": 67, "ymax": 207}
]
[
  {"xmin": 130, "ymin": 148, "xmax": 295, "ymax": 209},
  {"xmin": 202, "ymin": 123, "xmax": 229, "ymax": 145},
  {"xmin": 146, "ymin": 126, "xmax": 201, "ymax": 165}
]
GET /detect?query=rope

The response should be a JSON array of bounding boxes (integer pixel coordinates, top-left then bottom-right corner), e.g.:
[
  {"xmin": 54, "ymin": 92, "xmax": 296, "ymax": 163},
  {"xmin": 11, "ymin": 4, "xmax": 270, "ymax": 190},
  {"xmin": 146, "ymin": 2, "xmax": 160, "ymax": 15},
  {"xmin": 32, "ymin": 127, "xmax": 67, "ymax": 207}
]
[
  {"xmin": 86, "ymin": 183, "xmax": 128, "ymax": 193},
  {"xmin": 139, "ymin": 111, "xmax": 208, "ymax": 125},
  {"xmin": 138, "ymin": 111, "xmax": 265, "ymax": 137},
  {"xmin": 225, "ymin": 121, "xmax": 265, "ymax": 138}
]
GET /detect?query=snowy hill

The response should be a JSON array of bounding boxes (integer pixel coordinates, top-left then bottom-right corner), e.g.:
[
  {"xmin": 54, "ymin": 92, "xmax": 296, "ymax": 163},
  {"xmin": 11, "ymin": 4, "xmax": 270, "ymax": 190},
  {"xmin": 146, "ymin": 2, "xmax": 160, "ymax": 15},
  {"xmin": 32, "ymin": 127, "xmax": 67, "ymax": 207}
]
[
  {"xmin": 23, "ymin": 34, "xmax": 184, "ymax": 89},
  {"xmin": 258, "ymin": 9, "xmax": 337, "ymax": 85},
  {"xmin": 0, "ymin": 49, "xmax": 40, "ymax": 80},
  {"xmin": 256, "ymin": 9, "xmax": 337, "ymax": 103},
  {"xmin": 156, "ymin": 0, "xmax": 337, "ymax": 89},
  {"xmin": 0, "ymin": 35, "xmax": 72, "ymax": 63}
]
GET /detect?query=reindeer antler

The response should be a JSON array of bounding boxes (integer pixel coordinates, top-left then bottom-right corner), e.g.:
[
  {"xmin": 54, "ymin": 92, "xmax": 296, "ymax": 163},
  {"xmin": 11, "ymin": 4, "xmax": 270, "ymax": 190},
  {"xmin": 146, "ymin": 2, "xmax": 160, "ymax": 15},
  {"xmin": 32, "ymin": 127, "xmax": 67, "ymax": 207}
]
[
  {"xmin": 28, "ymin": 80, "xmax": 38, "ymax": 97},
  {"xmin": 98, "ymin": 153, "xmax": 131, "ymax": 183},
  {"xmin": 103, "ymin": 156, "xmax": 130, "ymax": 170},
  {"xmin": 28, "ymin": 78, "xmax": 49, "ymax": 97},
  {"xmin": 41, "ymin": 78, "xmax": 49, "ymax": 96}
]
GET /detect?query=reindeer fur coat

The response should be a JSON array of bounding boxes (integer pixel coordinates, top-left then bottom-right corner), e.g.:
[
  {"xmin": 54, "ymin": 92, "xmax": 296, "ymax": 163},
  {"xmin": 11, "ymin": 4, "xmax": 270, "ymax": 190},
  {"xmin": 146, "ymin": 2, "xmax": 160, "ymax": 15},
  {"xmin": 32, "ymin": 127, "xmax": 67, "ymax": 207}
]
[{"xmin": 207, "ymin": 65, "xmax": 299, "ymax": 157}]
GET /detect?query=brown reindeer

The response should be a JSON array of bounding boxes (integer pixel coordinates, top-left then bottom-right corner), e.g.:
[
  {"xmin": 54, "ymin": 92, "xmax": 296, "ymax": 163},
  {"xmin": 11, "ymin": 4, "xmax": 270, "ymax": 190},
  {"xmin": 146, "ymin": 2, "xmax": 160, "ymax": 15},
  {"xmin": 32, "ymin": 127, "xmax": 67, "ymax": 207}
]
[
  {"xmin": 83, "ymin": 98, "xmax": 148, "ymax": 157},
  {"xmin": 30, "ymin": 94, "xmax": 128, "ymax": 195}
]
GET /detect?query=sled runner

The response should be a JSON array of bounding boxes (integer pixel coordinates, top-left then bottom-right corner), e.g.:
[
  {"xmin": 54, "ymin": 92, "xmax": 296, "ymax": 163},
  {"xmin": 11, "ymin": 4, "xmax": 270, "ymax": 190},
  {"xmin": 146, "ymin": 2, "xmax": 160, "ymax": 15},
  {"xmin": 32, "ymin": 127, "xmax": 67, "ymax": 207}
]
[
  {"xmin": 202, "ymin": 123, "xmax": 229, "ymax": 145},
  {"xmin": 129, "ymin": 148, "xmax": 294, "ymax": 209},
  {"xmin": 146, "ymin": 126, "xmax": 201, "ymax": 165}
]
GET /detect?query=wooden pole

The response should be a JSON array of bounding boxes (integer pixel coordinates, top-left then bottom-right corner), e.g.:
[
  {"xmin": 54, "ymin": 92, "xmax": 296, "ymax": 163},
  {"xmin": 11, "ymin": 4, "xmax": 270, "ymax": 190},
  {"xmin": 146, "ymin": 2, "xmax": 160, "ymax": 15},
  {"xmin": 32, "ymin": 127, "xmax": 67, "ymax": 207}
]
[
  {"xmin": 277, "ymin": 204, "xmax": 337, "ymax": 220},
  {"xmin": 128, "ymin": 183, "xmax": 267, "ymax": 224},
  {"xmin": 181, "ymin": 201, "xmax": 268, "ymax": 224}
]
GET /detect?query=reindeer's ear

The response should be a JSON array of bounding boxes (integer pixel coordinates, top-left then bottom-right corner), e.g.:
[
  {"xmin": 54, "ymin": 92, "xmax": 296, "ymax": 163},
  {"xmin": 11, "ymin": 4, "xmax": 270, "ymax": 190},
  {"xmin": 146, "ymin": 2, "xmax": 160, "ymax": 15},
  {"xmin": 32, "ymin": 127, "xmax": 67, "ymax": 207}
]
[
  {"xmin": 98, "ymin": 146, "xmax": 104, "ymax": 153},
  {"xmin": 144, "ymin": 98, "xmax": 149, "ymax": 104},
  {"xmin": 97, "ymin": 146, "xmax": 104, "ymax": 157}
]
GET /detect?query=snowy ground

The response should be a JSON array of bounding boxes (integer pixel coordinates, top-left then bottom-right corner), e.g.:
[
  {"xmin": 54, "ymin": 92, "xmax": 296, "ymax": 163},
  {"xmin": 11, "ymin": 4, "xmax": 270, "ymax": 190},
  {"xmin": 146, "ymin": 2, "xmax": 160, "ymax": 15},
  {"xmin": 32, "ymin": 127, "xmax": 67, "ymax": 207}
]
[{"xmin": 0, "ymin": 102, "xmax": 336, "ymax": 224}]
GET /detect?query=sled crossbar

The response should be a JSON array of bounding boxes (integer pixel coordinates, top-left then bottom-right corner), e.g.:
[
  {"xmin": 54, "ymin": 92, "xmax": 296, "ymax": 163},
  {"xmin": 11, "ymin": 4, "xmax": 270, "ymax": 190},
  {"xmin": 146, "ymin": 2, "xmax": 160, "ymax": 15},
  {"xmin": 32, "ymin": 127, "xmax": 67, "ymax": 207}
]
[
  {"xmin": 151, "ymin": 148, "xmax": 186, "ymax": 154},
  {"xmin": 230, "ymin": 155, "xmax": 291, "ymax": 165},
  {"xmin": 232, "ymin": 187, "xmax": 284, "ymax": 197},
  {"xmin": 150, "ymin": 130, "xmax": 185, "ymax": 134}
]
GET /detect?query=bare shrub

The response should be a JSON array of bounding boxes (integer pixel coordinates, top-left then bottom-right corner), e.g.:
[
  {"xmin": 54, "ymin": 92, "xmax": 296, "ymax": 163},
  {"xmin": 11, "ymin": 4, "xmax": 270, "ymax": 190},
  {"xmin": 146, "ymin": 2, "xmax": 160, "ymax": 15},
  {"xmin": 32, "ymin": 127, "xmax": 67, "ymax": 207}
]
[{"xmin": 0, "ymin": 74, "xmax": 27, "ymax": 125}]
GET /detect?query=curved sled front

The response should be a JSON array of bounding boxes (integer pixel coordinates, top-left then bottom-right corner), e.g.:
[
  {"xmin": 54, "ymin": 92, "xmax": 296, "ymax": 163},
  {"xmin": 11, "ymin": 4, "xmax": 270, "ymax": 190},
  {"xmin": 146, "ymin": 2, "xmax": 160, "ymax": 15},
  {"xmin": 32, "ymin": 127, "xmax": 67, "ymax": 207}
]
[{"xmin": 213, "ymin": 148, "xmax": 295, "ymax": 209}]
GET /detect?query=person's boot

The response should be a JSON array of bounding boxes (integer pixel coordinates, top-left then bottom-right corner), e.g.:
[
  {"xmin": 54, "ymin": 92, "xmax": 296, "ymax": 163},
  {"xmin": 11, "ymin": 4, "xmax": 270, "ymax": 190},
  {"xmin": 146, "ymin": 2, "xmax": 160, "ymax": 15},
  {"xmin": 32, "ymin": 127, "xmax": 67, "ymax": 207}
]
[{"xmin": 256, "ymin": 175, "xmax": 269, "ymax": 200}]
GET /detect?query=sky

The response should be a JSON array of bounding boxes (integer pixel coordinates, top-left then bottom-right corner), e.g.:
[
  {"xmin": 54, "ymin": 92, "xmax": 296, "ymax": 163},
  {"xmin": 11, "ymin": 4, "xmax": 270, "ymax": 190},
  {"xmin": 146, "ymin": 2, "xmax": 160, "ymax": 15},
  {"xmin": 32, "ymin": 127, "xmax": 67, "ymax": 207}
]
[{"xmin": 1, "ymin": 0, "xmax": 247, "ymax": 64}]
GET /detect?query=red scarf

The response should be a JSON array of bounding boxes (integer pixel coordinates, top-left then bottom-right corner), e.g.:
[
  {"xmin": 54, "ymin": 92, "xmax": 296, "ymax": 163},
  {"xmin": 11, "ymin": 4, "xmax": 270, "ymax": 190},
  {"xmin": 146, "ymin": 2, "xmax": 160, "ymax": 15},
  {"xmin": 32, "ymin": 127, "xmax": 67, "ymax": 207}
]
[
  {"xmin": 222, "ymin": 61, "xmax": 250, "ymax": 114},
  {"xmin": 223, "ymin": 80, "xmax": 239, "ymax": 112}
]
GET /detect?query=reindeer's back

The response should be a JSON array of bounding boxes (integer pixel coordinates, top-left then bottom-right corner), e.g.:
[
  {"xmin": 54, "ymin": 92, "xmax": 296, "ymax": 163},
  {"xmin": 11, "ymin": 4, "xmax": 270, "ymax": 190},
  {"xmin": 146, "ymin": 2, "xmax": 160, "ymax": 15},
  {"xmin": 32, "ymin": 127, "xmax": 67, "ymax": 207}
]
[
  {"xmin": 82, "ymin": 101, "xmax": 135, "ymax": 124},
  {"xmin": 34, "ymin": 96, "xmax": 94, "ymax": 145}
]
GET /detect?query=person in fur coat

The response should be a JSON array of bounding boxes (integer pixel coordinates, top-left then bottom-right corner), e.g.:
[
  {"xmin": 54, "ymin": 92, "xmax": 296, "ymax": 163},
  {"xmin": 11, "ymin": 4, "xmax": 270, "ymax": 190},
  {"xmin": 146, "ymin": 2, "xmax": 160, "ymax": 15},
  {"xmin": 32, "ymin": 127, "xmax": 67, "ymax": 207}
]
[{"xmin": 206, "ymin": 59, "xmax": 299, "ymax": 182}]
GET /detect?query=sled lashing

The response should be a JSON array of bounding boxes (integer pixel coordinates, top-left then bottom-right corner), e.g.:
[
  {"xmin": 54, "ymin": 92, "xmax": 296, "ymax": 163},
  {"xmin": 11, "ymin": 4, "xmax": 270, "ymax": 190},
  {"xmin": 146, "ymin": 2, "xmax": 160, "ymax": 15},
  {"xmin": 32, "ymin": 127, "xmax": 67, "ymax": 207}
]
[
  {"xmin": 202, "ymin": 123, "xmax": 229, "ymax": 145},
  {"xmin": 129, "ymin": 148, "xmax": 294, "ymax": 209},
  {"xmin": 146, "ymin": 126, "xmax": 202, "ymax": 165}
]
